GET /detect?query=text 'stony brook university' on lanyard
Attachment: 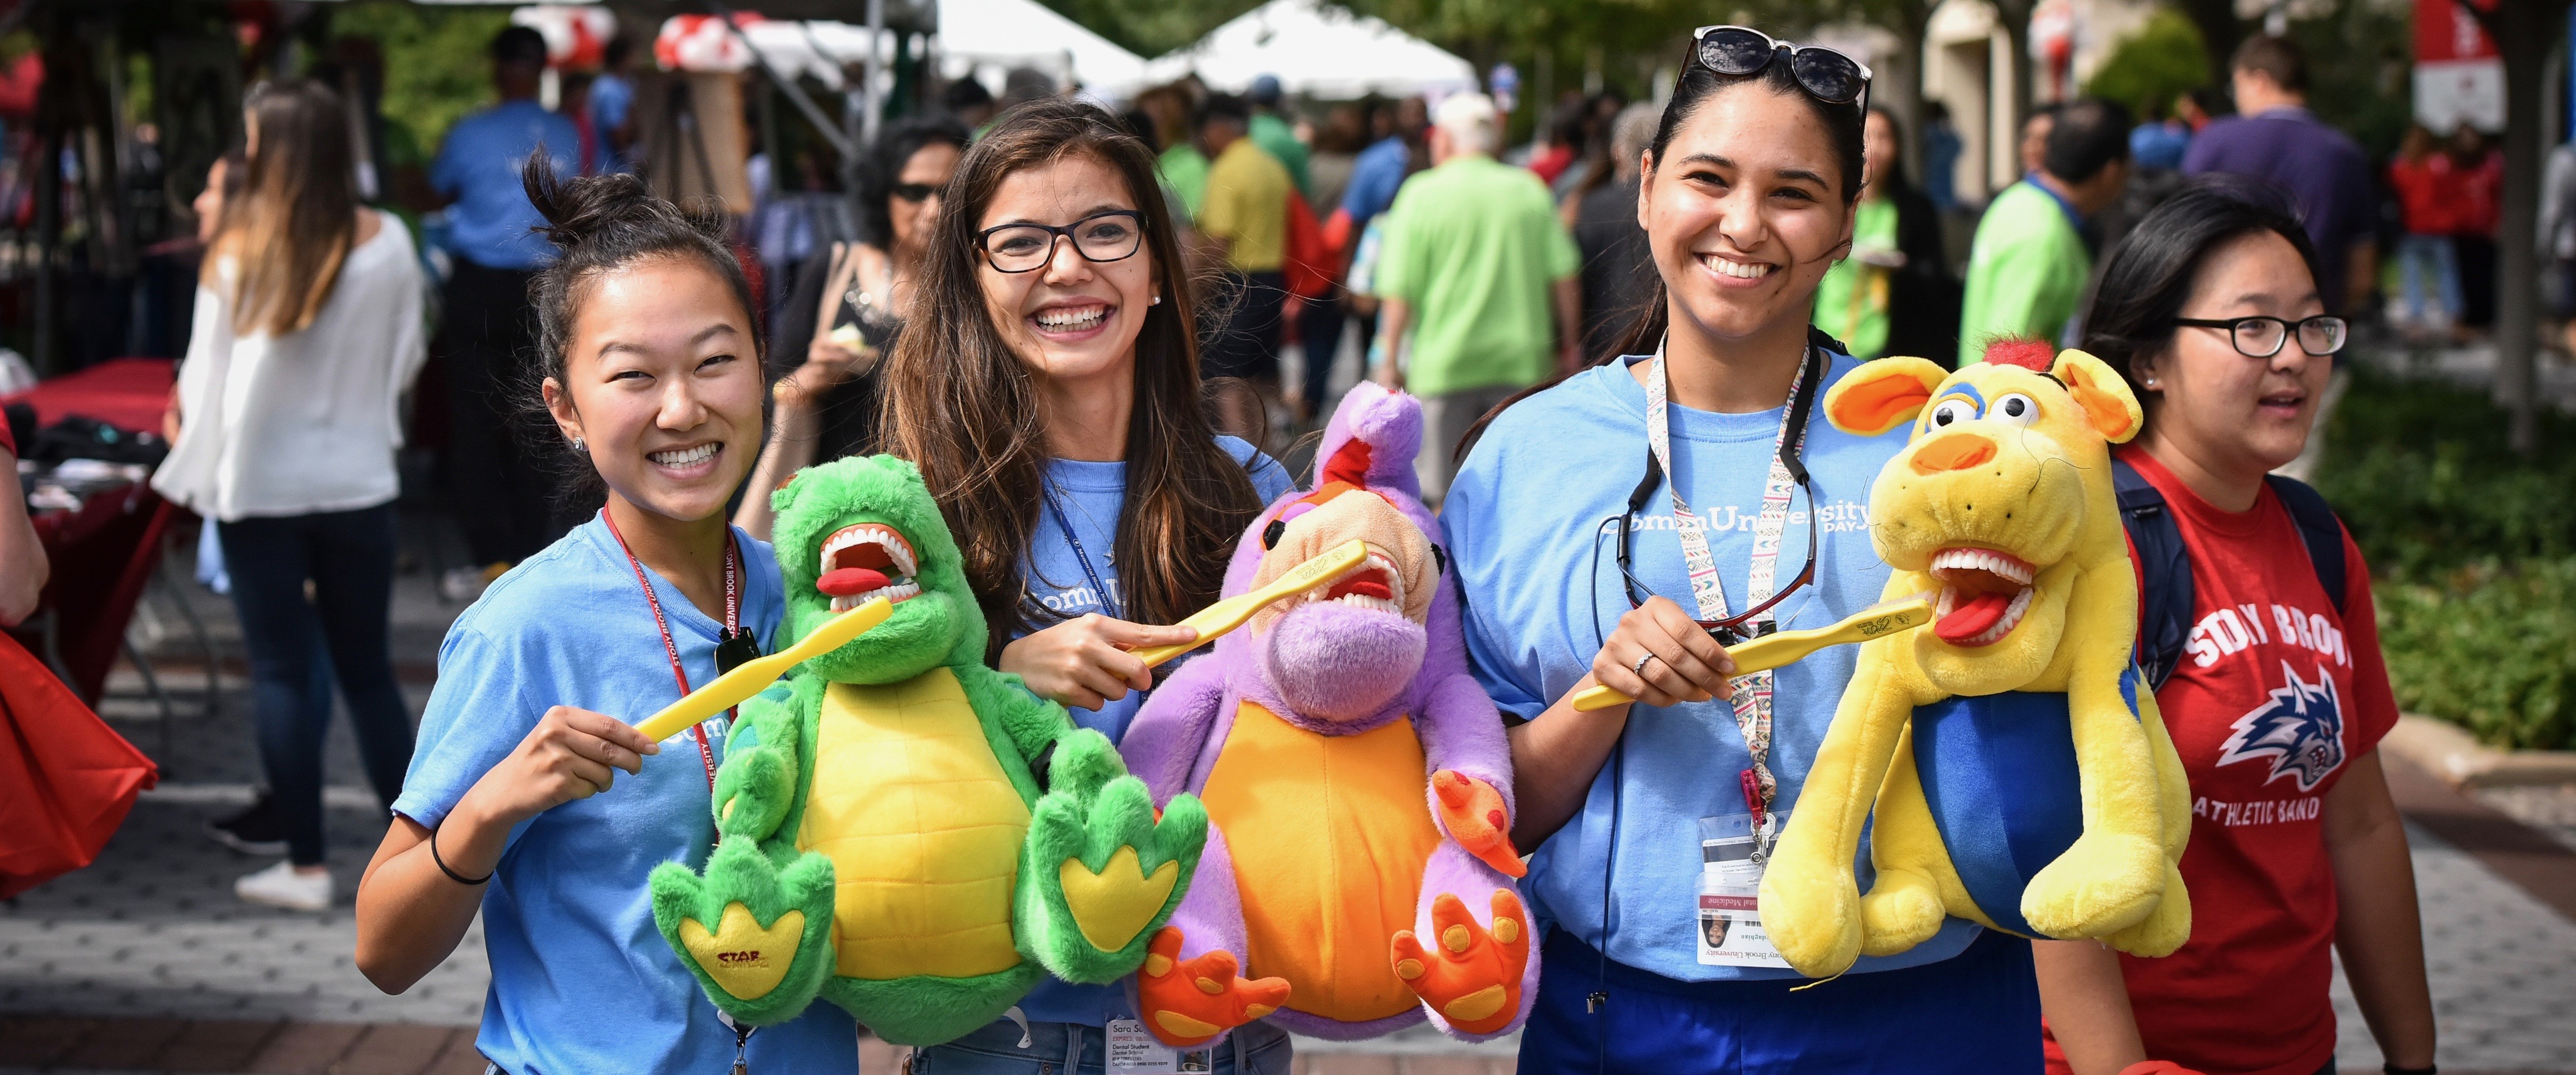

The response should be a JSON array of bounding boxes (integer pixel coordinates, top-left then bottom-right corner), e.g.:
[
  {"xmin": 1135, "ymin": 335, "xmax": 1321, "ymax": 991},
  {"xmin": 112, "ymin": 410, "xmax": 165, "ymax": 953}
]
[
  {"xmin": 604, "ymin": 509, "xmax": 749, "ymax": 792},
  {"xmin": 1642, "ymin": 345, "xmax": 1817, "ymax": 851}
]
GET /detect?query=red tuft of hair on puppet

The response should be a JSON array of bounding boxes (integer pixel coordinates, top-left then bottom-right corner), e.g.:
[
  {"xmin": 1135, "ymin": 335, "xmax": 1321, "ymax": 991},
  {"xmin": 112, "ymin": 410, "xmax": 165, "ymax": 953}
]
[{"xmin": 1981, "ymin": 337, "xmax": 2057, "ymax": 372}]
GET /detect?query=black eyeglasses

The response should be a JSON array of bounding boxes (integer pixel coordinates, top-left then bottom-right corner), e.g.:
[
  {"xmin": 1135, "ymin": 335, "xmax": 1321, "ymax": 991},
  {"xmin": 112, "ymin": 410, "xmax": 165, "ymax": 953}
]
[
  {"xmin": 891, "ymin": 182, "xmax": 938, "ymax": 203},
  {"xmin": 977, "ymin": 210, "xmax": 1146, "ymax": 274},
  {"xmin": 1691, "ymin": 25, "xmax": 1874, "ymax": 108},
  {"xmin": 2172, "ymin": 315, "xmax": 2348, "ymax": 358},
  {"xmin": 1612, "ymin": 347, "xmax": 1827, "ymax": 645}
]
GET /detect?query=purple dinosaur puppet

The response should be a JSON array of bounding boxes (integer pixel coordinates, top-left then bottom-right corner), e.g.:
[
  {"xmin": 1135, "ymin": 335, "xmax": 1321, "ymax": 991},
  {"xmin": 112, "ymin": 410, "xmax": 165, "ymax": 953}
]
[{"xmin": 1118, "ymin": 383, "xmax": 1537, "ymax": 1047}]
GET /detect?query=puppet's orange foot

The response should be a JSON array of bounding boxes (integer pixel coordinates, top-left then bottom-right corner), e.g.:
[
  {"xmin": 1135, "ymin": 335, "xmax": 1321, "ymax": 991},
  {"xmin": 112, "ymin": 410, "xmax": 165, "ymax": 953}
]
[
  {"xmin": 1136, "ymin": 927, "xmax": 1291, "ymax": 1048},
  {"xmin": 1430, "ymin": 770, "xmax": 1526, "ymax": 878},
  {"xmin": 1391, "ymin": 889, "xmax": 1531, "ymax": 1036}
]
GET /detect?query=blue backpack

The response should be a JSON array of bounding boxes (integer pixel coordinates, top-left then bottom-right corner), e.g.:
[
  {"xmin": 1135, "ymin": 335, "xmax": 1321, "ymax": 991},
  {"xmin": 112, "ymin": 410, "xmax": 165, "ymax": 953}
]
[{"xmin": 2112, "ymin": 459, "xmax": 2348, "ymax": 690}]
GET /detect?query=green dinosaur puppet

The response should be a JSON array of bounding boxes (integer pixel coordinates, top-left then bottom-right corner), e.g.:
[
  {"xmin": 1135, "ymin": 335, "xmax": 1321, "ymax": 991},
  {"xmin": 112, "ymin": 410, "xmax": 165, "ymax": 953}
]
[{"xmin": 648, "ymin": 455, "xmax": 1210, "ymax": 1046}]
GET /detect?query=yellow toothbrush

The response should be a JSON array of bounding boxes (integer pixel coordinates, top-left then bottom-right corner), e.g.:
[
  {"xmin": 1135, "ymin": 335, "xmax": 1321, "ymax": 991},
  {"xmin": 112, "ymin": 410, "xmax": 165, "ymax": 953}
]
[
  {"xmin": 1130, "ymin": 539, "xmax": 1371, "ymax": 667},
  {"xmin": 1568, "ymin": 595, "xmax": 1936, "ymax": 712},
  {"xmin": 634, "ymin": 597, "xmax": 895, "ymax": 742}
]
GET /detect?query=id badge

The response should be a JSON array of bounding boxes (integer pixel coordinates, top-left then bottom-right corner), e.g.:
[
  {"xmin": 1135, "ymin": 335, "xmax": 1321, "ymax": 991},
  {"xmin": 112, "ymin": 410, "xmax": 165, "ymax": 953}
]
[
  {"xmin": 1696, "ymin": 811, "xmax": 1791, "ymax": 967},
  {"xmin": 1104, "ymin": 1019, "xmax": 1212, "ymax": 1074}
]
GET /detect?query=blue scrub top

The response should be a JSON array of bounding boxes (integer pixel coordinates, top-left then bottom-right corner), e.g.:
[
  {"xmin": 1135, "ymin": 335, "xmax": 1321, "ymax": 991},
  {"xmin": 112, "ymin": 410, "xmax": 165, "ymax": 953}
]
[
  {"xmin": 1011, "ymin": 436, "xmax": 1292, "ymax": 1025},
  {"xmin": 395, "ymin": 516, "xmax": 860, "ymax": 1074},
  {"xmin": 1441, "ymin": 355, "xmax": 1984, "ymax": 983}
]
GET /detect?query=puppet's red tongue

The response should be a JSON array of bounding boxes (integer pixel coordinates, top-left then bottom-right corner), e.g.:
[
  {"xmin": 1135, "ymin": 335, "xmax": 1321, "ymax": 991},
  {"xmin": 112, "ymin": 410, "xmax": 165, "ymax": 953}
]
[
  {"xmin": 1934, "ymin": 590, "xmax": 2013, "ymax": 642},
  {"xmin": 817, "ymin": 568, "xmax": 888, "ymax": 597},
  {"xmin": 1328, "ymin": 578, "xmax": 1394, "ymax": 601}
]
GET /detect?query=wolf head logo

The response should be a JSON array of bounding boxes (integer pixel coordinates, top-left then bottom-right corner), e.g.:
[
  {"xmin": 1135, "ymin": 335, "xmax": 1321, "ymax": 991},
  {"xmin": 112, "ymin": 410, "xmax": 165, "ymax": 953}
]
[{"xmin": 2216, "ymin": 661, "xmax": 2347, "ymax": 793}]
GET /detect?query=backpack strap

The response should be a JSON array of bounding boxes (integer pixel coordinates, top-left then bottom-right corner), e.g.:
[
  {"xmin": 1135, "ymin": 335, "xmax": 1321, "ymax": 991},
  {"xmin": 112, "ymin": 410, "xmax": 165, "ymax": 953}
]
[
  {"xmin": 2113, "ymin": 457, "xmax": 2195, "ymax": 691},
  {"xmin": 2263, "ymin": 474, "xmax": 2349, "ymax": 614}
]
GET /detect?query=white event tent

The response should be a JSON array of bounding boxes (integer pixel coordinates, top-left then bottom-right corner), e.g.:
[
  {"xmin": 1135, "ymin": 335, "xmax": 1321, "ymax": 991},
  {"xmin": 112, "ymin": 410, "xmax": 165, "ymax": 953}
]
[
  {"xmin": 688, "ymin": 0, "xmax": 1149, "ymax": 94},
  {"xmin": 1143, "ymin": 0, "xmax": 1476, "ymax": 99}
]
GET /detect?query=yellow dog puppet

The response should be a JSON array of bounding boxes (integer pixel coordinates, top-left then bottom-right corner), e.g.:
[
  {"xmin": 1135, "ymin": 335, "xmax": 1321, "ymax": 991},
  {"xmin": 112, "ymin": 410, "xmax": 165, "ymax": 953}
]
[{"xmin": 1757, "ymin": 341, "xmax": 2192, "ymax": 979}]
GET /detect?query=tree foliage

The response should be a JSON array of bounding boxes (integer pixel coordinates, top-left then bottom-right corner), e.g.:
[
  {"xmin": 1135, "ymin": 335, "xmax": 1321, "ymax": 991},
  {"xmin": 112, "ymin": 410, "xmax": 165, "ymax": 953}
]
[
  {"xmin": 2083, "ymin": 8, "xmax": 2210, "ymax": 122},
  {"xmin": 325, "ymin": 1, "xmax": 512, "ymax": 169}
]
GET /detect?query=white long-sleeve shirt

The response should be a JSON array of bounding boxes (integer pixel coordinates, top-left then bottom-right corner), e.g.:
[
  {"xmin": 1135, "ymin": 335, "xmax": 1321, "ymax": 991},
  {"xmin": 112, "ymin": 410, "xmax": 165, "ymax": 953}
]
[{"xmin": 153, "ymin": 210, "xmax": 429, "ymax": 521}]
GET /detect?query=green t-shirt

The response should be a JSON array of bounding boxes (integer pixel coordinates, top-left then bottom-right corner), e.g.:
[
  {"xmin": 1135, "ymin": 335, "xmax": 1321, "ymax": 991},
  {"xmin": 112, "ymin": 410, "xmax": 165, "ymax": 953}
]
[
  {"xmin": 1250, "ymin": 113, "xmax": 1311, "ymax": 198},
  {"xmin": 1371, "ymin": 156, "xmax": 1582, "ymax": 396},
  {"xmin": 1813, "ymin": 197, "xmax": 1900, "ymax": 359},
  {"xmin": 1159, "ymin": 144, "xmax": 1210, "ymax": 219},
  {"xmin": 1958, "ymin": 180, "xmax": 2091, "ymax": 365}
]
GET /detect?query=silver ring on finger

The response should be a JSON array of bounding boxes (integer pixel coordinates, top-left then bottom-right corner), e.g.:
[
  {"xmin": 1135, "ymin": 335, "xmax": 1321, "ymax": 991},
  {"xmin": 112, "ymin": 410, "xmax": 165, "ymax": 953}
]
[{"xmin": 1633, "ymin": 651, "xmax": 1658, "ymax": 677}]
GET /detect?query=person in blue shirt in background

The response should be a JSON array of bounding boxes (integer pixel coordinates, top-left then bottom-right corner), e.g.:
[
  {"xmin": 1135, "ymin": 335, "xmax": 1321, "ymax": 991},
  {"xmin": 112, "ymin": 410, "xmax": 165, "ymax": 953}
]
[
  {"xmin": 354, "ymin": 162, "xmax": 859, "ymax": 1074},
  {"xmin": 1444, "ymin": 26, "xmax": 2042, "ymax": 1072},
  {"xmin": 876, "ymin": 99, "xmax": 1293, "ymax": 1074},
  {"xmin": 589, "ymin": 35, "xmax": 638, "ymax": 175},
  {"xmin": 430, "ymin": 25, "xmax": 582, "ymax": 603}
]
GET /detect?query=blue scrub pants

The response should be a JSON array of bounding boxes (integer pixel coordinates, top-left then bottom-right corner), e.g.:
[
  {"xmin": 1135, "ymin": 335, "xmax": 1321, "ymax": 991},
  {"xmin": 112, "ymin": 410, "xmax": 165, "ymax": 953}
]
[{"xmin": 1521, "ymin": 926, "xmax": 2041, "ymax": 1074}]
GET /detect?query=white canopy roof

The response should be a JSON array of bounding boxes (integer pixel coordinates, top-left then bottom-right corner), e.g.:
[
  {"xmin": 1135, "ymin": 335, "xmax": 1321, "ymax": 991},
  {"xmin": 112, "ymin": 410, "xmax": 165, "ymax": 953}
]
[
  {"xmin": 1144, "ymin": 0, "xmax": 1475, "ymax": 99},
  {"xmin": 681, "ymin": 0, "xmax": 1149, "ymax": 94}
]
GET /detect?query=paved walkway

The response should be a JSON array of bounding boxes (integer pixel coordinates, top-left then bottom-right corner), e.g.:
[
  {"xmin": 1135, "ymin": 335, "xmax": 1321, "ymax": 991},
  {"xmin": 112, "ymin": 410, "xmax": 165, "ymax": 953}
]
[{"xmin": 9, "ymin": 480, "xmax": 2576, "ymax": 1073}]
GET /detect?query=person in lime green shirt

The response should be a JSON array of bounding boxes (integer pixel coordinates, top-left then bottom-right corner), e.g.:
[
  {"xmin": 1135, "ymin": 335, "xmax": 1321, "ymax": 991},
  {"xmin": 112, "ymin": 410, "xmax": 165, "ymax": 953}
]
[
  {"xmin": 1370, "ymin": 92, "xmax": 1581, "ymax": 502},
  {"xmin": 1159, "ymin": 143, "xmax": 1210, "ymax": 218},
  {"xmin": 1958, "ymin": 98, "xmax": 2132, "ymax": 365},
  {"xmin": 1247, "ymin": 74, "xmax": 1311, "ymax": 198}
]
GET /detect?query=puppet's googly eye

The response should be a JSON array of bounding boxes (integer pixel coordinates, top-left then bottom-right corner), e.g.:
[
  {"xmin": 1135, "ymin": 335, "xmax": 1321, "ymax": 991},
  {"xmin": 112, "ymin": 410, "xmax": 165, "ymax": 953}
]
[
  {"xmin": 1990, "ymin": 393, "xmax": 2039, "ymax": 426},
  {"xmin": 1928, "ymin": 398, "xmax": 1979, "ymax": 428},
  {"xmin": 1262, "ymin": 519, "xmax": 1287, "ymax": 549}
]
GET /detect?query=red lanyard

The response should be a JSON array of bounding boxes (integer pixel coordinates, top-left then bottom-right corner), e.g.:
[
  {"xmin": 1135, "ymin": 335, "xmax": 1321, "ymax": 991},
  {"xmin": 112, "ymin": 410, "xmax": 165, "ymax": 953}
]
[{"xmin": 603, "ymin": 509, "xmax": 739, "ymax": 792}]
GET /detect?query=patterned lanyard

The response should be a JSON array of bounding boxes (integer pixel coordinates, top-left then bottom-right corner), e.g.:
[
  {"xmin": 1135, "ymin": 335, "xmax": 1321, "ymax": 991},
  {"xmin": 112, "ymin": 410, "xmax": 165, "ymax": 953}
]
[
  {"xmin": 1642, "ymin": 343, "xmax": 1818, "ymax": 830},
  {"xmin": 1040, "ymin": 478, "xmax": 1122, "ymax": 621},
  {"xmin": 602, "ymin": 509, "xmax": 737, "ymax": 792}
]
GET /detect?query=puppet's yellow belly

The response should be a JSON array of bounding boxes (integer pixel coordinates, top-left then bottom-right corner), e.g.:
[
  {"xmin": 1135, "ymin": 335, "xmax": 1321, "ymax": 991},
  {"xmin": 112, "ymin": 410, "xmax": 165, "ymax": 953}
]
[
  {"xmin": 797, "ymin": 669, "xmax": 1029, "ymax": 981},
  {"xmin": 1200, "ymin": 702, "xmax": 1442, "ymax": 1024}
]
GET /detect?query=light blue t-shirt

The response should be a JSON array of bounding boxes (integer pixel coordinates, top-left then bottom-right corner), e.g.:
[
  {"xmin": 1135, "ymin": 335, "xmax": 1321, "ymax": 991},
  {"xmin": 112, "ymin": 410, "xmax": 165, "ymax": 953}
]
[
  {"xmin": 1013, "ymin": 436, "xmax": 1293, "ymax": 1026},
  {"xmin": 1442, "ymin": 354, "xmax": 1982, "ymax": 982},
  {"xmin": 431, "ymin": 100, "xmax": 581, "ymax": 271},
  {"xmin": 393, "ymin": 516, "xmax": 860, "ymax": 1074}
]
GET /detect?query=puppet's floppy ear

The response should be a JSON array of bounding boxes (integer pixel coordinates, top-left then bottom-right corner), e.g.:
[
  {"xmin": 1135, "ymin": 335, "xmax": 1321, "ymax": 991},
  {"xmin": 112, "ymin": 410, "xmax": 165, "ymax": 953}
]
[
  {"xmin": 1823, "ymin": 357, "xmax": 1949, "ymax": 436},
  {"xmin": 2051, "ymin": 349, "xmax": 2143, "ymax": 445},
  {"xmin": 1316, "ymin": 381, "xmax": 1424, "ymax": 499}
]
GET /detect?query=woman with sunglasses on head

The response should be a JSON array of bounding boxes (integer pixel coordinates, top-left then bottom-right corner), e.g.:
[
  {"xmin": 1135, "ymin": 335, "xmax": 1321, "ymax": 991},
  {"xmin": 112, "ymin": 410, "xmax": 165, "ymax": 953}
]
[
  {"xmin": 1443, "ymin": 27, "xmax": 2047, "ymax": 1070},
  {"xmin": 2035, "ymin": 180, "xmax": 2434, "ymax": 1075},
  {"xmin": 879, "ymin": 99, "xmax": 1293, "ymax": 1074},
  {"xmin": 737, "ymin": 114, "xmax": 969, "ymax": 538}
]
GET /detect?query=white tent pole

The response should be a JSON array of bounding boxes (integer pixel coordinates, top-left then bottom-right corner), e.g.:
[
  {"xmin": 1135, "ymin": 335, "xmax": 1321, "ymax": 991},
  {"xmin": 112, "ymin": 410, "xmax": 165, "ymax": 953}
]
[{"xmin": 862, "ymin": 0, "xmax": 886, "ymax": 146}]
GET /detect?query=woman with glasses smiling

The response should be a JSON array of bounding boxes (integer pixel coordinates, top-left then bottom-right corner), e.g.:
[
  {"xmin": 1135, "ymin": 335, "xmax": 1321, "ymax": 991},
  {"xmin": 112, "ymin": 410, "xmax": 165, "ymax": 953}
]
[
  {"xmin": 1443, "ymin": 26, "xmax": 2046, "ymax": 1071},
  {"xmin": 2037, "ymin": 180, "xmax": 2434, "ymax": 1075},
  {"xmin": 737, "ymin": 114, "xmax": 969, "ymax": 539},
  {"xmin": 877, "ymin": 99, "xmax": 1293, "ymax": 1074}
]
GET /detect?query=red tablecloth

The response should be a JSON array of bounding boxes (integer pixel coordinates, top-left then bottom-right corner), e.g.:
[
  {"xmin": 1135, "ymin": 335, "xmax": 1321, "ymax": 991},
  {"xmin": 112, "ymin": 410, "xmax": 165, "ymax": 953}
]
[{"xmin": 1, "ymin": 357, "xmax": 176, "ymax": 436}]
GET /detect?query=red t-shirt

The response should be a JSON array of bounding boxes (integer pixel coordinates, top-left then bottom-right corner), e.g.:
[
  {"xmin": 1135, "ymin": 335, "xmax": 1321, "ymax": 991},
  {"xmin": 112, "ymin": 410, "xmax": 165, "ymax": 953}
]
[{"xmin": 2046, "ymin": 448, "xmax": 2401, "ymax": 1075}]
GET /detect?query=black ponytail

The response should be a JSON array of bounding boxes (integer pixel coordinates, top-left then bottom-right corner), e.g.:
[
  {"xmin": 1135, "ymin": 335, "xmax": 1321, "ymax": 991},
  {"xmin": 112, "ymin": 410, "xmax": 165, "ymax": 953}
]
[{"xmin": 517, "ymin": 156, "xmax": 765, "ymax": 507}]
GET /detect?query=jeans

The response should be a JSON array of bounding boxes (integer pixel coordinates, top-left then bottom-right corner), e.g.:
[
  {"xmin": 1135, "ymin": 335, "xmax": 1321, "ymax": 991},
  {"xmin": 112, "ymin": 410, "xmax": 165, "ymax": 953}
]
[
  {"xmin": 217, "ymin": 503, "xmax": 414, "ymax": 865},
  {"xmin": 913, "ymin": 1017, "xmax": 1292, "ymax": 1075},
  {"xmin": 1295, "ymin": 287, "xmax": 1347, "ymax": 418},
  {"xmin": 2395, "ymin": 233, "xmax": 2461, "ymax": 327}
]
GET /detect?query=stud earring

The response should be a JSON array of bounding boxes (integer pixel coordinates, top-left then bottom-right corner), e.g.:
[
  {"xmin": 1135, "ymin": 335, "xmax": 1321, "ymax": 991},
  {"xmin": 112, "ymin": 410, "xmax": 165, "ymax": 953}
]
[
  {"xmin": 1151, "ymin": 294, "xmax": 1162, "ymax": 305},
  {"xmin": 570, "ymin": 436, "xmax": 586, "ymax": 452}
]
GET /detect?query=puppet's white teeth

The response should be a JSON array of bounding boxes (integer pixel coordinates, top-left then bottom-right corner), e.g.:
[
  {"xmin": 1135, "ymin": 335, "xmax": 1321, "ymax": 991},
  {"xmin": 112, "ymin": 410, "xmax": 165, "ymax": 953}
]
[
  {"xmin": 829, "ymin": 579, "xmax": 921, "ymax": 613},
  {"xmin": 1331, "ymin": 593, "xmax": 1402, "ymax": 615},
  {"xmin": 819, "ymin": 524, "xmax": 919, "ymax": 577},
  {"xmin": 1928, "ymin": 547, "xmax": 2035, "ymax": 586}
]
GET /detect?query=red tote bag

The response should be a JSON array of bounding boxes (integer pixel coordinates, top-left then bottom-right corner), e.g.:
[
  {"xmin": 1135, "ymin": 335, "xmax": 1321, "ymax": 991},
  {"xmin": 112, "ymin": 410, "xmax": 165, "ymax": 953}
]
[{"xmin": 0, "ymin": 632, "xmax": 157, "ymax": 898}]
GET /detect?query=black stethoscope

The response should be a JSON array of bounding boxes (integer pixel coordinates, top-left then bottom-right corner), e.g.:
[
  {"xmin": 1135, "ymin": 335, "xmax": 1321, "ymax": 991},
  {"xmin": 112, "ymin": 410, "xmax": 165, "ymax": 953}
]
[{"xmin": 1604, "ymin": 343, "xmax": 1828, "ymax": 646}]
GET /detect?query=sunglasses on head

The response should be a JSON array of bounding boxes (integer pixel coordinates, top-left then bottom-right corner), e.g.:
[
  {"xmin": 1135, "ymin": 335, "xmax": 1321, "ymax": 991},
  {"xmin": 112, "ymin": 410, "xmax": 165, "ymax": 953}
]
[{"xmin": 1690, "ymin": 25, "xmax": 1873, "ymax": 108}]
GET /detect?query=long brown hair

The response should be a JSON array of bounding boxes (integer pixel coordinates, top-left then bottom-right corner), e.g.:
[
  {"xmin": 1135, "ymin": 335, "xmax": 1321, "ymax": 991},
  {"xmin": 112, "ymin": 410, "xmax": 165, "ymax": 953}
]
[
  {"xmin": 879, "ymin": 98, "xmax": 1265, "ymax": 658},
  {"xmin": 208, "ymin": 80, "xmax": 362, "ymax": 337}
]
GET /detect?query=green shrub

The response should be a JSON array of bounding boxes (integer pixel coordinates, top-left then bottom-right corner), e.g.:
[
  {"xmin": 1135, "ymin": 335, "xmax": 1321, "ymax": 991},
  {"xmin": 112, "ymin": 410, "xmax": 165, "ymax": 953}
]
[
  {"xmin": 2315, "ymin": 369, "xmax": 2576, "ymax": 579},
  {"xmin": 2372, "ymin": 559, "xmax": 2576, "ymax": 751}
]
